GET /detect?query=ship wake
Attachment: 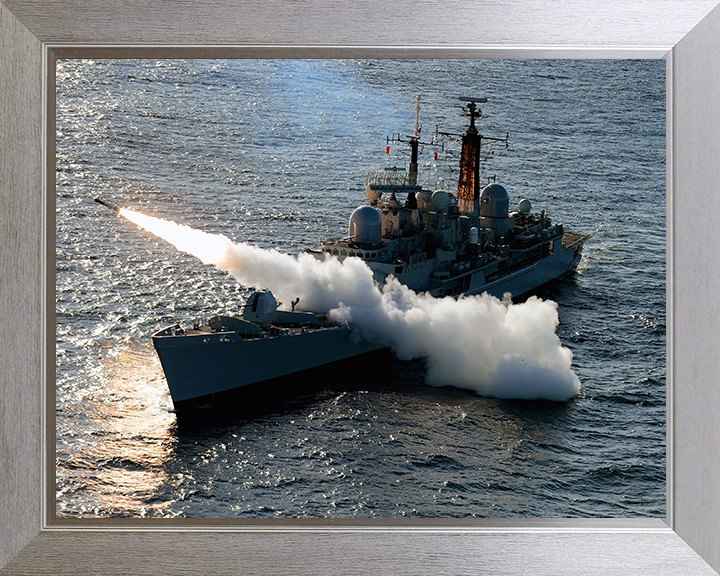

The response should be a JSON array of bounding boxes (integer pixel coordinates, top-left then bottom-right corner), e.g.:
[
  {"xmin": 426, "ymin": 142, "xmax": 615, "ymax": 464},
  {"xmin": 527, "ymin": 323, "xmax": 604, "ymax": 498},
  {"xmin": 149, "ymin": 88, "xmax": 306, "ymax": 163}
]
[{"xmin": 120, "ymin": 208, "xmax": 581, "ymax": 401}]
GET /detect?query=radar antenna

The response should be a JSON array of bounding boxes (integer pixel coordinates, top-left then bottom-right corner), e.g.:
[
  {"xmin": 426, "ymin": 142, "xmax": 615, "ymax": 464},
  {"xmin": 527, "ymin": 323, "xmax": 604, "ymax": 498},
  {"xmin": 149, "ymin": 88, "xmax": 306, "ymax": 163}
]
[
  {"xmin": 414, "ymin": 95, "xmax": 421, "ymax": 137},
  {"xmin": 385, "ymin": 95, "xmax": 443, "ymax": 186},
  {"xmin": 458, "ymin": 96, "xmax": 488, "ymax": 134}
]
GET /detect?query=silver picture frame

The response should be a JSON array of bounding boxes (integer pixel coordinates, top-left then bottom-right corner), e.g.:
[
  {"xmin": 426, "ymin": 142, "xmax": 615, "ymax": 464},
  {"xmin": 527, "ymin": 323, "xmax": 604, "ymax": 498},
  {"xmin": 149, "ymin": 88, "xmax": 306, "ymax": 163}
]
[{"xmin": 2, "ymin": 1, "xmax": 719, "ymax": 574}]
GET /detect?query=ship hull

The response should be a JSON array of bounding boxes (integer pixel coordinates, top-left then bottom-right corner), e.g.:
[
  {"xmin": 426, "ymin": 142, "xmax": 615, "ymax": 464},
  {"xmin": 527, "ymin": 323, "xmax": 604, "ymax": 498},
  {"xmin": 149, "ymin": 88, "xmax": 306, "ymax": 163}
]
[
  {"xmin": 469, "ymin": 245, "xmax": 582, "ymax": 299},
  {"xmin": 389, "ymin": 240, "xmax": 584, "ymax": 300},
  {"xmin": 153, "ymin": 324, "xmax": 383, "ymax": 406}
]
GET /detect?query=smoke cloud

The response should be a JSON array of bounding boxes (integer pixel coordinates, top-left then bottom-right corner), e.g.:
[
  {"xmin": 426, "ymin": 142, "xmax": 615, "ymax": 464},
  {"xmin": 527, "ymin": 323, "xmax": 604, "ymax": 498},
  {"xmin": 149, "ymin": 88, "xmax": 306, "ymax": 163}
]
[{"xmin": 121, "ymin": 208, "xmax": 580, "ymax": 401}]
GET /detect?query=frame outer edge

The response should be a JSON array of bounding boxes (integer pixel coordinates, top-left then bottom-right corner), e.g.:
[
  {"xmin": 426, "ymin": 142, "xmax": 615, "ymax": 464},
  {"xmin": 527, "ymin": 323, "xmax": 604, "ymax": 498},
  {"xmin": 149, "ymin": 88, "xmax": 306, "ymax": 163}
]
[
  {"xmin": 3, "ymin": 529, "xmax": 720, "ymax": 576},
  {"xmin": 0, "ymin": 0, "xmax": 43, "ymax": 569},
  {"xmin": 670, "ymin": 3, "xmax": 720, "ymax": 572},
  {"xmin": 1, "ymin": 0, "xmax": 719, "ymax": 574},
  {"xmin": 2, "ymin": 0, "xmax": 719, "ymax": 46}
]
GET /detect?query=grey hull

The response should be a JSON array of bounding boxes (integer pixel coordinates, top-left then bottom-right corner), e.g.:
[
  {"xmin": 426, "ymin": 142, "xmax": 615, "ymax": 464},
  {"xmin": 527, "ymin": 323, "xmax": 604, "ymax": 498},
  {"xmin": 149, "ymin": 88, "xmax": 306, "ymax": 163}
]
[
  {"xmin": 475, "ymin": 247, "xmax": 582, "ymax": 300},
  {"xmin": 153, "ymin": 324, "xmax": 384, "ymax": 405}
]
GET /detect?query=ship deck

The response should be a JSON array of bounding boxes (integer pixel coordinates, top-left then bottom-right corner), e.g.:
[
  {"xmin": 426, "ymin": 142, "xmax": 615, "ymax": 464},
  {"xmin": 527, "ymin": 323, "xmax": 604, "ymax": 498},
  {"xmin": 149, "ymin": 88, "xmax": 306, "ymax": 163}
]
[
  {"xmin": 561, "ymin": 232, "xmax": 592, "ymax": 250},
  {"xmin": 183, "ymin": 320, "xmax": 331, "ymax": 339}
]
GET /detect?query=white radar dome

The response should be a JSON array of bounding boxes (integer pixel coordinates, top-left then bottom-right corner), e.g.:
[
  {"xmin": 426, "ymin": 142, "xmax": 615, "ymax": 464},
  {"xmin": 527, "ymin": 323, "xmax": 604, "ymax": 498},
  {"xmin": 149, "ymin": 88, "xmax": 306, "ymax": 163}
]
[
  {"xmin": 348, "ymin": 205, "xmax": 382, "ymax": 246},
  {"xmin": 431, "ymin": 189, "xmax": 449, "ymax": 210},
  {"xmin": 416, "ymin": 191, "xmax": 433, "ymax": 210},
  {"xmin": 366, "ymin": 184, "xmax": 382, "ymax": 203},
  {"xmin": 518, "ymin": 198, "xmax": 532, "ymax": 215},
  {"xmin": 469, "ymin": 226, "xmax": 479, "ymax": 244},
  {"xmin": 479, "ymin": 183, "xmax": 509, "ymax": 218},
  {"xmin": 243, "ymin": 290, "xmax": 277, "ymax": 325}
]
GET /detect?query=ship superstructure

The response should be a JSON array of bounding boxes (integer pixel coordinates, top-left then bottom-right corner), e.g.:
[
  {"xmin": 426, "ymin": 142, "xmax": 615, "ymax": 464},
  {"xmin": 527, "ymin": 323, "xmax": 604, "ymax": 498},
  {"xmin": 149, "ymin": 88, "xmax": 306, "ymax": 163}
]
[{"xmin": 314, "ymin": 97, "xmax": 590, "ymax": 300}]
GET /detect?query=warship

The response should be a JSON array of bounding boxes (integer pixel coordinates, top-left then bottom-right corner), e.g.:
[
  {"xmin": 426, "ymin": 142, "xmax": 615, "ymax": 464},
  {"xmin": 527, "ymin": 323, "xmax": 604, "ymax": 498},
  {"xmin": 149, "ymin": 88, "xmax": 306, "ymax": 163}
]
[
  {"xmin": 152, "ymin": 97, "xmax": 590, "ymax": 408},
  {"xmin": 152, "ymin": 290, "xmax": 383, "ymax": 406}
]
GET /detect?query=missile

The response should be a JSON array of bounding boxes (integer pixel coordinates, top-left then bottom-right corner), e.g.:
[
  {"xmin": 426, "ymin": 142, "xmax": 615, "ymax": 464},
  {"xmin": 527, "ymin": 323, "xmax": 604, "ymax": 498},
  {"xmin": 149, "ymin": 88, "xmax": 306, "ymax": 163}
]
[{"xmin": 94, "ymin": 197, "xmax": 120, "ymax": 212}]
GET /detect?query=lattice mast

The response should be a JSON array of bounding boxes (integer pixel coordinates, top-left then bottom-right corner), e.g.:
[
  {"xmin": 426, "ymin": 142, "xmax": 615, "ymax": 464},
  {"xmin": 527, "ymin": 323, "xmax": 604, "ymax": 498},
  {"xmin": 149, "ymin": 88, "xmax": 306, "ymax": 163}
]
[{"xmin": 440, "ymin": 97, "xmax": 509, "ymax": 214}]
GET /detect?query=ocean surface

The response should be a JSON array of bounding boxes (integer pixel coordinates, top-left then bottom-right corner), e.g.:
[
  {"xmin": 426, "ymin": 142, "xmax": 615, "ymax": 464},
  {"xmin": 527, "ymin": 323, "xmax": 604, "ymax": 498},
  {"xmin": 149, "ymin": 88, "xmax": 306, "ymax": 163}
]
[{"xmin": 55, "ymin": 58, "xmax": 666, "ymax": 518}]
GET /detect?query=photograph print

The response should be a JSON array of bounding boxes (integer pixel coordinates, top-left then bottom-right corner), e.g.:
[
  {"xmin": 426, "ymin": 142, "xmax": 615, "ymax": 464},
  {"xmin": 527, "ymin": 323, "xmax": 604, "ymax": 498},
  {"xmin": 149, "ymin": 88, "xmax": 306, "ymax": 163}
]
[{"xmin": 55, "ymin": 58, "xmax": 665, "ymax": 519}]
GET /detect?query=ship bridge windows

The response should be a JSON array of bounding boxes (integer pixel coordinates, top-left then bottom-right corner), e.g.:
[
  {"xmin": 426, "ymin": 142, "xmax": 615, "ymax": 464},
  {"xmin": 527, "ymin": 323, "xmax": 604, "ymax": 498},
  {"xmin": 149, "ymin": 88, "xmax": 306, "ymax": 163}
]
[
  {"xmin": 326, "ymin": 247, "xmax": 381, "ymax": 259},
  {"xmin": 345, "ymin": 249, "xmax": 381, "ymax": 260}
]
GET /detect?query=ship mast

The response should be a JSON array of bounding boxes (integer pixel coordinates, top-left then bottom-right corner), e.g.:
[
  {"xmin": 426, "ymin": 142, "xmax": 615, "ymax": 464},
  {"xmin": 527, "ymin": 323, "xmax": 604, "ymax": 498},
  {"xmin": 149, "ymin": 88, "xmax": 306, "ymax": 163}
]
[
  {"xmin": 439, "ymin": 96, "xmax": 509, "ymax": 214},
  {"xmin": 408, "ymin": 96, "xmax": 421, "ymax": 185},
  {"xmin": 385, "ymin": 96, "xmax": 439, "ymax": 188},
  {"xmin": 456, "ymin": 97, "xmax": 485, "ymax": 212}
]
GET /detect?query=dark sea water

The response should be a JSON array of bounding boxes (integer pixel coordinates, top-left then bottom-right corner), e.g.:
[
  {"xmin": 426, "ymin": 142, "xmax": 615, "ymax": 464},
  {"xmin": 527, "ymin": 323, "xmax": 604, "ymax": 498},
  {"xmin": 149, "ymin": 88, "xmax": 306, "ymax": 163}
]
[{"xmin": 55, "ymin": 58, "xmax": 666, "ymax": 518}]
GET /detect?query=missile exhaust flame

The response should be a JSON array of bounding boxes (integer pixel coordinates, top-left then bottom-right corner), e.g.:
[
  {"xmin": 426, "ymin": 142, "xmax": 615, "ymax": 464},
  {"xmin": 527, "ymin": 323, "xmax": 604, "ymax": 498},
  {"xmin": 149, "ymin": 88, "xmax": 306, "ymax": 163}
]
[
  {"xmin": 118, "ymin": 207, "xmax": 581, "ymax": 401},
  {"xmin": 118, "ymin": 208, "xmax": 236, "ymax": 267}
]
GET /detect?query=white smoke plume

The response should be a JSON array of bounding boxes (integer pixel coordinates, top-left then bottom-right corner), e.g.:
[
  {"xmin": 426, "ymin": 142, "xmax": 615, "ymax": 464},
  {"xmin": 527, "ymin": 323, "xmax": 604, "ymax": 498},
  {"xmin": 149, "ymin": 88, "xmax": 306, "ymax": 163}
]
[{"xmin": 121, "ymin": 208, "xmax": 581, "ymax": 401}]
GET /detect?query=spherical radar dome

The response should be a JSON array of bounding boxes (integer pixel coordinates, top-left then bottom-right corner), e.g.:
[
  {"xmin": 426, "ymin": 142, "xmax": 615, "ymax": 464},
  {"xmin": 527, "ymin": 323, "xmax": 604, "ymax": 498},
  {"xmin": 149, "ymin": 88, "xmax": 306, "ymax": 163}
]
[
  {"xmin": 480, "ymin": 183, "xmax": 509, "ymax": 218},
  {"xmin": 518, "ymin": 198, "xmax": 532, "ymax": 215},
  {"xmin": 366, "ymin": 185, "xmax": 382, "ymax": 203},
  {"xmin": 348, "ymin": 205, "xmax": 382, "ymax": 246},
  {"xmin": 416, "ymin": 190, "xmax": 433, "ymax": 210},
  {"xmin": 431, "ymin": 189, "xmax": 449, "ymax": 210}
]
